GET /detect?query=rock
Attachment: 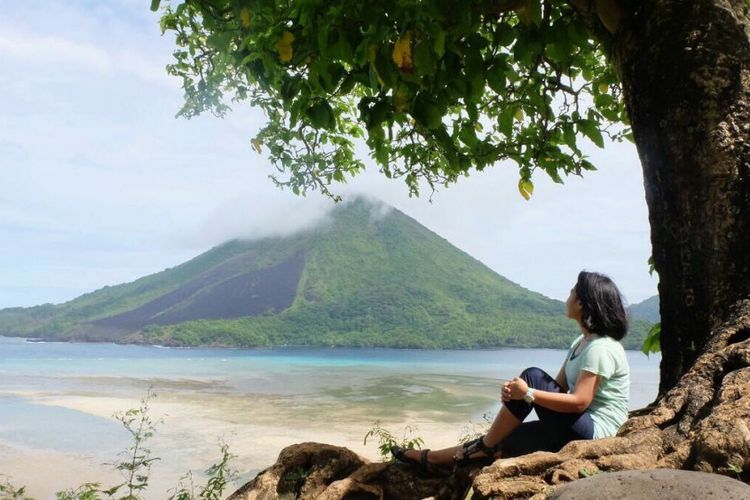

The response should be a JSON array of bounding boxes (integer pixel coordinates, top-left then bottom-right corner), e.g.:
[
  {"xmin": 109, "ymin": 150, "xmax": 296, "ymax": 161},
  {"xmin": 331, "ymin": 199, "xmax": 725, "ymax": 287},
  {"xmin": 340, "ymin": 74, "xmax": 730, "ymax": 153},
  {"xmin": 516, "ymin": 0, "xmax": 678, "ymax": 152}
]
[
  {"xmin": 228, "ymin": 442, "xmax": 470, "ymax": 500},
  {"xmin": 228, "ymin": 442, "xmax": 368, "ymax": 500},
  {"xmin": 545, "ymin": 459, "xmax": 599, "ymax": 484},
  {"xmin": 549, "ymin": 469, "xmax": 750, "ymax": 500}
]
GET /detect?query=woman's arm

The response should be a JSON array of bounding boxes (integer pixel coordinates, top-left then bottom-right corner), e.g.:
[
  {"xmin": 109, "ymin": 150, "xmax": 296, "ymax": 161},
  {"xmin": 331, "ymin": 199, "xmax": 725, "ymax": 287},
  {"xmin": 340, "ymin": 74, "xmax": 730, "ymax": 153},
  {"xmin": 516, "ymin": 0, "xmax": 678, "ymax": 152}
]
[{"xmin": 504, "ymin": 371, "xmax": 599, "ymax": 414}]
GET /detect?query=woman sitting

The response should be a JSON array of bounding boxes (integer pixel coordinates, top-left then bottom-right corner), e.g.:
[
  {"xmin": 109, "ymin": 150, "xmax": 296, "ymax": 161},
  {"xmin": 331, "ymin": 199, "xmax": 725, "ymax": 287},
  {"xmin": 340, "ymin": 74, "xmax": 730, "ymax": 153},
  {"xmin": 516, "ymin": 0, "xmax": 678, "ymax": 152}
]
[{"xmin": 393, "ymin": 271, "xmax": 631, "ymax": 472}]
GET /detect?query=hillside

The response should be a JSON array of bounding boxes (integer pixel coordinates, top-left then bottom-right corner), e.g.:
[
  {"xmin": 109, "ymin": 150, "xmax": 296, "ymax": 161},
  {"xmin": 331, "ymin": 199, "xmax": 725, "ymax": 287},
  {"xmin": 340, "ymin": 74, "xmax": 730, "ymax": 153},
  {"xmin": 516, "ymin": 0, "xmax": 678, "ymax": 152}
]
[
  {"xmin": 0, "ymin": 198, "xmax": 649, "ymax": 349},
  {"xmin": 629, "ymin": 295, "xmax": 660, "ymax": 324}
]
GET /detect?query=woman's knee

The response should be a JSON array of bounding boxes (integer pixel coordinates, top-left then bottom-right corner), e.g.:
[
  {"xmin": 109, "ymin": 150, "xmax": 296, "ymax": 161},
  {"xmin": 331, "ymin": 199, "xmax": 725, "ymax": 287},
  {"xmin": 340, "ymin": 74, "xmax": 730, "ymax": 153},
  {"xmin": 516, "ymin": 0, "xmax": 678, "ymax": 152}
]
[{"xmin": 520, "ymin": 366, "xmax": 545, "ymax": 382}]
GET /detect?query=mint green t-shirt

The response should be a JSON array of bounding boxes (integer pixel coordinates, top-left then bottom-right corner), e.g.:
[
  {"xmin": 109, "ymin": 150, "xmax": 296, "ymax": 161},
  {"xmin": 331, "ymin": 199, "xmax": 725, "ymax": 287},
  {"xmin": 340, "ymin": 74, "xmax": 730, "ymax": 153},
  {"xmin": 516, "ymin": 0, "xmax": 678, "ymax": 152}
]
[{"xmin": 565, "ymin": 335, "xmax": 630, "ymax": 438}]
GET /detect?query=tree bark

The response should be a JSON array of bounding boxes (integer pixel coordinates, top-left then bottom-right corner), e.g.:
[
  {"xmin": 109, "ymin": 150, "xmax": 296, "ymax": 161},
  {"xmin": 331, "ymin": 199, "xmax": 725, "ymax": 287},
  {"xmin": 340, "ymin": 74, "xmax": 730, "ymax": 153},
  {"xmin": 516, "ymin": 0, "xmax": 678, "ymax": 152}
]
[{"xmin": 613, "ymin": 0, "xmax": 750, "ymax": 393}]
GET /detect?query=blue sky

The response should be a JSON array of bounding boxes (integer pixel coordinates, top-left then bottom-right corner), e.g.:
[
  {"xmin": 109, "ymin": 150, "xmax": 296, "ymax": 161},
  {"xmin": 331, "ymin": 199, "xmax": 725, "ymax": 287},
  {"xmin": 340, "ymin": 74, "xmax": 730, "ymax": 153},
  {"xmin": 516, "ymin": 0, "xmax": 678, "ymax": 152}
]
[{"xmin": 0, "ymin": 0, "xmax": 658, "ymax": 309}]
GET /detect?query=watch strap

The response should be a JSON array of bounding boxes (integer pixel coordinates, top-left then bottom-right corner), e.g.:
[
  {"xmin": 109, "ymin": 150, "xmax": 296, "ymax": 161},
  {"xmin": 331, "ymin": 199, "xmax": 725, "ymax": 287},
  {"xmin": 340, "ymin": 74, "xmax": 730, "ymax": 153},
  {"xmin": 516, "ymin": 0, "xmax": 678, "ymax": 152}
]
[{"xmin": 524, "ymin": 388, "xmax": 536, "ymax": 403}]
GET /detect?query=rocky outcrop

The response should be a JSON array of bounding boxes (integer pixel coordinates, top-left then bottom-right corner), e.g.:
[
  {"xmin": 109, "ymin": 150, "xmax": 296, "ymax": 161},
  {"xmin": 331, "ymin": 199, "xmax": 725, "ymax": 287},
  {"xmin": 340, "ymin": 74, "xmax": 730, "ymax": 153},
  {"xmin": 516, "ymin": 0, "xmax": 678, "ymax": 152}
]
[
  {"xmin": 230, "ymin": 301, "xmax": 750, "ymax": 499},
  {"xmin": 549, "ymin": 469, "xmax": 750, "ymax": 499},
  {"xmin": 227, "ymin": 442, "xmax": 472, "ymax": 500}
]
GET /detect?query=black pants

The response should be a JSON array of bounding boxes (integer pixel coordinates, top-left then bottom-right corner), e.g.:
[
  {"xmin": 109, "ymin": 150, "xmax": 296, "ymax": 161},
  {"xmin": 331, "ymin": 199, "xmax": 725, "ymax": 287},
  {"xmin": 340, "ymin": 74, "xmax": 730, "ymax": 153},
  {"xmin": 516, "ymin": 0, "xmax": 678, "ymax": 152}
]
[{"xmin": 500, "ymin": 367, "xmax": 594, "ymax": 457}]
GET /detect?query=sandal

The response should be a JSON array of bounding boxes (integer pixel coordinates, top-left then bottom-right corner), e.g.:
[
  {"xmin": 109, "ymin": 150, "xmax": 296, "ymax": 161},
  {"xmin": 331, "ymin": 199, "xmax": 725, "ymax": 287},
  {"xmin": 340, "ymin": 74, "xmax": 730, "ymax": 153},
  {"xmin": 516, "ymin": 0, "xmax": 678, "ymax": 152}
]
[
  {"xmin": 453, "ymin": 435, "xmax": 501, "ymax": 466},
  {"xmin": 391, "ymin": 445, "xmax": 450, "ymax": 477}
]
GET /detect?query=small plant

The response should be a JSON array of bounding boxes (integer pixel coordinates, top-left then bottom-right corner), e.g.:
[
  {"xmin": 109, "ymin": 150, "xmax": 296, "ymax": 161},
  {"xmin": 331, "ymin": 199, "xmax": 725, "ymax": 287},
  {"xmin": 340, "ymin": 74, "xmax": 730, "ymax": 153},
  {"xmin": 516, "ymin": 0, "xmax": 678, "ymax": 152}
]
[
  {"xmin": 363, "ymin": 420, "xmax": 424, "ymax": 460},
  {"xmin": 168, "ymin": 442, "xmax": 238, "ymax": 500},
  {"xmin": 168, "ymin": 471, "xmax": 195, "ymax": 500},
  {"xmin": 727, "ymin": 461, "xmax": 743, "ymax": 480},
  {"xmin": 284, "ymin": 467, "xmax": 308, "ymax": 484},
  {"xmin": 578, "ymin": 468, "xmax": 597, "ymax": 478},
  {"xmin": 55, "ymin": 482, "xmax": 110, "ymax": 500},
  {"xmin": 198, "ymin": 442, "xmax": 237, "ymax": 500},
  {"xmin": 280, "ymin": 466, "xmax": 309, "ymax": 496},
  {"xmin": 457, "ymin": 411, "xmax": 494, "ymax": 444},
  {"xmin": 108, "ymin": 389, "xmax": 161, "ymax": 499},
  {"xmin": 0, "ymin": 477, "xmax": 33, "ymax": 500}
]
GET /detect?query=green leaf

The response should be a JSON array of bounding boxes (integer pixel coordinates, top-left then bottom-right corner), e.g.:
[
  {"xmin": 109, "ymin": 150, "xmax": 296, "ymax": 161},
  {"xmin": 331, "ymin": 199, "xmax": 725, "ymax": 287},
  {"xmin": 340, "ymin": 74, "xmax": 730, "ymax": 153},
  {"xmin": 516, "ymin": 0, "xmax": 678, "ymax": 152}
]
[
  {"xmin": 528, "ymin": 0, "xmax": 542, "ymax": 27},
  {"xmin": 413, "ymin": 92, "xmax": 443, "ymax": 129},
  {"xmin": 432, "ymin": 27, "xmax": 446, "ymax": 57},
  {"xmin": 150, "ymin": 0, "xmax": 161, "ymax": 12},
  {"xmin": 494, "ymin": 23, "xmax": 515, "ymax": 46},
  {"xmin": 642, "ymin": 323, "xmax": 661, "ymax": 356},
  {"xmin": 374, "ymin": 142, "xmax": 389, "ymax": 165},
  {"xmin": 562, "ymin": 123, "xmax": 577, "ymax": 151},
  {"xmin": 306, "ymin": 100, "xmax": 335, "ymax": 129},
  {"xmin": 578, "ymin": 119, "xmax": 605, "ymax": 148},
  {"xmin": 368, "ymin": 100, "xmax": 391, "ymax": 129},
  {"xmin": 337, "ymin": 71, "xmax": 358, "ymax": 94},
  {"xmin": 330, "ymin": 33, "xmax": 354, "ymax": 61},
  {"xmin": 414, "ymin": 38, "xmax": 436, "ymax": 77},
  {"xmin": 459, "ymin": 123, "xmax": 478, "ymax": 147},
  {"xmin": 498, "ymin": 107, "xmax": 515, "ymax": 137}
]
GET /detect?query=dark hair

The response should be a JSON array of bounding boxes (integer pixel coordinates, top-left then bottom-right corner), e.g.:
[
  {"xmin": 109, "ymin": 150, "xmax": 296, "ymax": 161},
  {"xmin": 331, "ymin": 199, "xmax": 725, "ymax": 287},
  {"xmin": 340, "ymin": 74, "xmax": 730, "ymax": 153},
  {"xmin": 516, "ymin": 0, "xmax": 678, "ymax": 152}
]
[{"xmin": 574, "ymin": 271, "xmax": 628, "ymax": 340}]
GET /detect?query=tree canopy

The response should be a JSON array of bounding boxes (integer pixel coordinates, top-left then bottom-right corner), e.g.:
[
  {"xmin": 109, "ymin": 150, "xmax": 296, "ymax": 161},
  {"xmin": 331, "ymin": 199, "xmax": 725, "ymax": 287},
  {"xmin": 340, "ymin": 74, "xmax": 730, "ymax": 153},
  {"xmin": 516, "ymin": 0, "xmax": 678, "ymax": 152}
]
[{"xmin": 154, "ymin": 0, "xmax": 632, "ymax": 199}]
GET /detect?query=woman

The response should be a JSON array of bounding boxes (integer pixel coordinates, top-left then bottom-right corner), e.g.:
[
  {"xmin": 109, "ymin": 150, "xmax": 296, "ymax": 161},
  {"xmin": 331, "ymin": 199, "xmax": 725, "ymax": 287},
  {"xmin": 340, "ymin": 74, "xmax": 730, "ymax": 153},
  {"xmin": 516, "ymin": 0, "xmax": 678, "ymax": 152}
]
[{"xmin": 392, "ymin": 271, "xmax": 631, "ymax": 473}]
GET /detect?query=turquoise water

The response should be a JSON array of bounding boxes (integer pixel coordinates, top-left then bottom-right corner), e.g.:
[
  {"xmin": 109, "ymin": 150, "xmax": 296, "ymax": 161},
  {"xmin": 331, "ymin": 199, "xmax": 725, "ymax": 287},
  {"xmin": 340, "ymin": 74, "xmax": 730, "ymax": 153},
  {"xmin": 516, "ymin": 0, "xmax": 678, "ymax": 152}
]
[{"xmin": 0, "ymin": 335, "xmax": 660, "ymax": 459}]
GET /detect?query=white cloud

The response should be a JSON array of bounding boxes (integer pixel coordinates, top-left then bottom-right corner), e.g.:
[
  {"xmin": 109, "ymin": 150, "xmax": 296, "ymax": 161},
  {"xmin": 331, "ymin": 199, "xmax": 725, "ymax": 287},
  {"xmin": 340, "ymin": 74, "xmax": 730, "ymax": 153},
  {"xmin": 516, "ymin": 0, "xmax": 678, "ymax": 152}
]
[
  {"xmin": 0, "ymin": 26, "xmax": 173, "ymax": 87},
  {"xmin": 0, "ymin": 28, "xmax": 111, "ymax": 71},
  {"xmin": 114, "ymin": 48, "xmax": 175, "ymax": 86},
  {"xmin": 189, "ymin": 192, "xmax": 337, "ymax": 246}
]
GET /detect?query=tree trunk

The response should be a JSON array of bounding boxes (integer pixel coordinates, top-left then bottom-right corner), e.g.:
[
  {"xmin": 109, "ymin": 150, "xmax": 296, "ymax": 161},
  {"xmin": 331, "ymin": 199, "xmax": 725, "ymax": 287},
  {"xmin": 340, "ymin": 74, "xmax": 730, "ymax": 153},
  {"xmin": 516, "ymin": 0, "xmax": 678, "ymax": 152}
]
[{"xmin": 613, "ymin": 0, "xmax": 750, "ymax": 393}]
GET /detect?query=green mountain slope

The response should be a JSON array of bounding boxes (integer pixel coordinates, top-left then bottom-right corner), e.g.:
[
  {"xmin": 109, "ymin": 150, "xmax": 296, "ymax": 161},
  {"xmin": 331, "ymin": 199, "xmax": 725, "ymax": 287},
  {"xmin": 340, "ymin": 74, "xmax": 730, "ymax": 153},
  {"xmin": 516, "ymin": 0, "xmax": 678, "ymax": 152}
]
[
  {"xmin": 0, "ymin": 198, "xmax": 649, "ymax": 349},
  {"xmin": 629, "ymin": 295, "xmax": 660, "ymax": 324}
]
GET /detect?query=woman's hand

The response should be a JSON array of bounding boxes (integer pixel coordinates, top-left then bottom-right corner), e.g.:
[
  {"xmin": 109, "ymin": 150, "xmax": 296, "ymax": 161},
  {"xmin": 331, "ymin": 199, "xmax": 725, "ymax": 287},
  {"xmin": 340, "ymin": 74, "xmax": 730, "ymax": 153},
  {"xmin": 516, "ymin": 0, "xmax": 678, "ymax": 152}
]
[
  {"xmin": 505, "ymin": 377, "xmax": 529, "ymax": 401},
  {"xmin": 502, "ymin": 380, "xmax": 511, "ymax": 402}
]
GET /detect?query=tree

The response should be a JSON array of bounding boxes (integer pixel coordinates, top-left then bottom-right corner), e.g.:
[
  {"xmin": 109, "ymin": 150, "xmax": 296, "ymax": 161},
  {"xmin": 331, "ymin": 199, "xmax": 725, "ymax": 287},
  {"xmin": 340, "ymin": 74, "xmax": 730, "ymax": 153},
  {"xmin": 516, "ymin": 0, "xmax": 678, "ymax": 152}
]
[
  {"xmin": 154, "ymin": 0, "xmax": 750, "ymax": 490},
  {"xmin": 154, "ymin": 0, "xmax": 749, "ymax": 395}
]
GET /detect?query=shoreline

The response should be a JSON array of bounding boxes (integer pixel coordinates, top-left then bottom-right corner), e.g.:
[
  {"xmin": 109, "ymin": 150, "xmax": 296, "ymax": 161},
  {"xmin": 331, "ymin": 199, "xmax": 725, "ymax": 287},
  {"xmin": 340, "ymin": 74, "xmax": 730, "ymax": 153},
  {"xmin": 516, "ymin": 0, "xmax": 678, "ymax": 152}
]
[{"xmin": 0, "ymin": 334, "xmax": 655, "ymax": 353}]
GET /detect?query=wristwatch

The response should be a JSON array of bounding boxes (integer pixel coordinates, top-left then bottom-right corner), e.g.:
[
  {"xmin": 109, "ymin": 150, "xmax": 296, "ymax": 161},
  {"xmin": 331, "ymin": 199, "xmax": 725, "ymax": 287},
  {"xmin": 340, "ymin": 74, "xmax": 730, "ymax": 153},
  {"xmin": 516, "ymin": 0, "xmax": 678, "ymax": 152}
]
[{"xmin": 523, "ymin": 388, "xmax": 536, "ymax": 404}]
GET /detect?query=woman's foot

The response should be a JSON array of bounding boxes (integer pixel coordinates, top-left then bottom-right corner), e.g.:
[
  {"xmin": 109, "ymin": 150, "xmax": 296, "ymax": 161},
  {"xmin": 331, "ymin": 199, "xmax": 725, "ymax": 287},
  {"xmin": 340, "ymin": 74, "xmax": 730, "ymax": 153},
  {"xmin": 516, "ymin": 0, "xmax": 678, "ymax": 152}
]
[
  {"xmin": 453, "ymin": 435, "xmax": 502, "ymax": 465},
  {"xmin": 391, "ymin": 446, "xmax": 450, "ymax": 476}
]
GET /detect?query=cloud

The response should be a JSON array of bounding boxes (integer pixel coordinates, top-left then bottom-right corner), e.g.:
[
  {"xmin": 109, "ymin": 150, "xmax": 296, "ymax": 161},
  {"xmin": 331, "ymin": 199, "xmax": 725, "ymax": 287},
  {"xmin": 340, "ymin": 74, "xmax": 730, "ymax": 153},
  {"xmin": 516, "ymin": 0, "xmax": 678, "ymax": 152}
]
[
  {"xmin": 0, "ymin": 141, "xmax": 28, "ymax": 163},
  {"xmin": 0, "ymin": 28, "xmax": 111, "ymax": 71},
  {"xmin": 0, "ymin": 26, "xmax": 173, "ymax": 87},
  {"xmin": 187, "ymin": 192, "xmax": 337, "ymax": 247},
  {"xmin": 114, "ymin": 48, "xmax": 175, "ymax": 86}
]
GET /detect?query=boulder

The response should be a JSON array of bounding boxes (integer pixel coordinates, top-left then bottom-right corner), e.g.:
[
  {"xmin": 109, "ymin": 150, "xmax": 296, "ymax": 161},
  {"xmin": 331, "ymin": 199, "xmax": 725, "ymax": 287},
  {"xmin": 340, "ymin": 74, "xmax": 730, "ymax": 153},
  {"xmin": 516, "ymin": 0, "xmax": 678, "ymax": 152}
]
[
  {"xmin": 228, "ymin": 442, "xmax": 470, "ymax": 500},
  {"xmin": 550, "ymin": 469, "xmax": 750, "ymax": 500}
]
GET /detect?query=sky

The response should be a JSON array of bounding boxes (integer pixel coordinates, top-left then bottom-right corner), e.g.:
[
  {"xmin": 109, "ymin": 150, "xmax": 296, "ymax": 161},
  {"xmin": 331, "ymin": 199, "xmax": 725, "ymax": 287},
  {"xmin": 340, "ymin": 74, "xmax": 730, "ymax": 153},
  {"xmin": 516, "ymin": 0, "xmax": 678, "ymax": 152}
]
[{"xmin": 0, "ymin": 0, "xmax": 659, "ymax": 309}]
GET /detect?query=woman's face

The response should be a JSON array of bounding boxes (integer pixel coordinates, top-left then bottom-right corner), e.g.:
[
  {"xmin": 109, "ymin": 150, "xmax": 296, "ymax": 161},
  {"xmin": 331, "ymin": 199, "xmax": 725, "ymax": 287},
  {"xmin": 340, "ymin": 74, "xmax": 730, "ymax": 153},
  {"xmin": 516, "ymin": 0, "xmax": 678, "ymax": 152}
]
[{"xmin": 566, "ymin": 287, "xmax": 583, "ymax": 322}]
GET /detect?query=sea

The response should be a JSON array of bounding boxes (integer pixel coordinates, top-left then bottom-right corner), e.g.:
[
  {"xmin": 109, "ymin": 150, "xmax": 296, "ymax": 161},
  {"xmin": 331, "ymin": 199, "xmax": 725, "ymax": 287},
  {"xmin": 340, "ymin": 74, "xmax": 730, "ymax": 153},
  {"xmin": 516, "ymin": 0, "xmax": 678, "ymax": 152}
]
[{"xmin": 0, "ymin": 336, "xmax": 660, "ymax": 498}]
